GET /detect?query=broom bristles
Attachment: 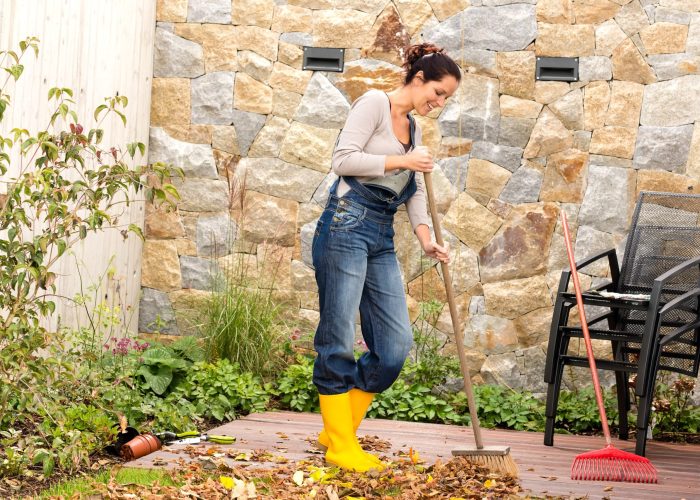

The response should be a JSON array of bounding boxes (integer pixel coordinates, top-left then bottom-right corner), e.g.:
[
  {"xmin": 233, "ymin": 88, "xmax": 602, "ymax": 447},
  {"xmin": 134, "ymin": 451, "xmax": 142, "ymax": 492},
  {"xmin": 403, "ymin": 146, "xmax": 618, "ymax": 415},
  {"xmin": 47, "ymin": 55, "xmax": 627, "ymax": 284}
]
[
  {"xmin": 571, "ymin": 445, "xmax": 657, "ymax": 483},
  {"xmin": 452, "ymin": 451, "xmax": 519, "ymax": 477}
]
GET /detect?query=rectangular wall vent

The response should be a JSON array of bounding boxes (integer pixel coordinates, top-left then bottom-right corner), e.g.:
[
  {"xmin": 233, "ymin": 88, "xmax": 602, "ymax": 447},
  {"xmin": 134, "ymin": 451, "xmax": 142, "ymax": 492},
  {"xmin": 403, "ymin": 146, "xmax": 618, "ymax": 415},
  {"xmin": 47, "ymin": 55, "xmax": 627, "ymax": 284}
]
[
  {"xmin": 535, "ymin": 57, "xmax": 579, "ymax": 82},
  {"xmin": 302, "ymin": 47, "xmax": 345, "ymax": 72}
]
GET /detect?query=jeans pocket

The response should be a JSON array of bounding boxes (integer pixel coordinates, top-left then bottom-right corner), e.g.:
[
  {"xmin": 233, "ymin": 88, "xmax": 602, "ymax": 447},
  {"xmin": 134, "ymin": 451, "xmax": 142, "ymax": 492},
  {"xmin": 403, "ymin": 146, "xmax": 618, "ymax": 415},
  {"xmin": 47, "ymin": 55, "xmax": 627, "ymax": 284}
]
[{"xmin": 329, "ymin": 205, "xmax": 365, "ymax": 232}]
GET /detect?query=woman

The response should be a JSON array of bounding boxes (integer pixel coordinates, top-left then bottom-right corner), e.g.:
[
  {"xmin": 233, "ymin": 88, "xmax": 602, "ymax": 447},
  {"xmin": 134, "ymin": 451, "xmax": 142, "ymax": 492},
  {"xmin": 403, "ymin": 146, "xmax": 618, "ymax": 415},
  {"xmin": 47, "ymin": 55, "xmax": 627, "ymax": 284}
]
[{"xmin": 312, "ymin": 43, "xmax": 461, "ymax": 472}]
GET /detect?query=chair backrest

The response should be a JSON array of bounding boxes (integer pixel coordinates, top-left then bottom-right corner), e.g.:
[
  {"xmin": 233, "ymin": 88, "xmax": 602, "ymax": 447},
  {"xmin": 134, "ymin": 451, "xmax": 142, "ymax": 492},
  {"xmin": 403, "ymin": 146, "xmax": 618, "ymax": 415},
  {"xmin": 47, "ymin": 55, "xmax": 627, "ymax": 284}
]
[{"xmin": 619, "ymin": 192, "xmax": 700, "ymax": 295}]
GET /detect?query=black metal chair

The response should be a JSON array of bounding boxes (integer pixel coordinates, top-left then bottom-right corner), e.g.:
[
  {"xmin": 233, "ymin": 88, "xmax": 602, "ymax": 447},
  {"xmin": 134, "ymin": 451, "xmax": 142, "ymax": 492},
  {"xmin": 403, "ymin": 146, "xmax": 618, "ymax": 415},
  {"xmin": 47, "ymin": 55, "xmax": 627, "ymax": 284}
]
[{"xmin": 544, "ymin": 191, "xmax": 700, "ymax": 456}]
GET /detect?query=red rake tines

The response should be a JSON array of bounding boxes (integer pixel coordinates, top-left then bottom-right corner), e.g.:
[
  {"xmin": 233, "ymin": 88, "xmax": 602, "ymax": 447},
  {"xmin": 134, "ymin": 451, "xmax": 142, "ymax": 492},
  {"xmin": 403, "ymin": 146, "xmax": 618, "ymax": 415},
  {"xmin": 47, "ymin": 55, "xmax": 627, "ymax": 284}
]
[{"xmin": 572, "ymin": 445, "xmax": 658, "ymax": 483}]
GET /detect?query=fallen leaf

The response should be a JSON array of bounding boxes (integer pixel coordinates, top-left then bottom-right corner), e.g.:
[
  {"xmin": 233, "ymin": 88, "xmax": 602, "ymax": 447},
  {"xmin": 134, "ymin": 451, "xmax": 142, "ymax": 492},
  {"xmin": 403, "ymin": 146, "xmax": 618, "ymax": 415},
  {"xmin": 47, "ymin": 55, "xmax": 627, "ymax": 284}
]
[
  {"xmin": 604, "ymin": 486, "xmax": 614, "ymax": 491},
  {"xmin": 292, "ymin": 470, "xmax": 304, "ymax": 486},
  {"xmin": 219, "ymin": 476, "xmax": 233, "ymax": 490}
]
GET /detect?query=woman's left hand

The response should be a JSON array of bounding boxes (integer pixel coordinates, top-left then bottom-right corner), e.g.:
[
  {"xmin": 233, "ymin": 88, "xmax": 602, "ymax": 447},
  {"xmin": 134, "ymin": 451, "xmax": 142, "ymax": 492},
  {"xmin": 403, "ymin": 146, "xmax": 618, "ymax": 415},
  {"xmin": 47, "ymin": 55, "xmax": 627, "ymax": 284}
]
[{"xmin": 423, "ymin": 240, "xmax": 450, "ymax": 263}]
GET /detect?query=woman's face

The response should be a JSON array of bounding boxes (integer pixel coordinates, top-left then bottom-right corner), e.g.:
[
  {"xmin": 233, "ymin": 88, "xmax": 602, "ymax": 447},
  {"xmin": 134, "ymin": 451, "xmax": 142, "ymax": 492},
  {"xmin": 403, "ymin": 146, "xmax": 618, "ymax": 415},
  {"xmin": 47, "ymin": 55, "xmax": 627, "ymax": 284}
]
[{"xmin": 411, "ymin": 72, "xmax": 460, "ymax": 116}]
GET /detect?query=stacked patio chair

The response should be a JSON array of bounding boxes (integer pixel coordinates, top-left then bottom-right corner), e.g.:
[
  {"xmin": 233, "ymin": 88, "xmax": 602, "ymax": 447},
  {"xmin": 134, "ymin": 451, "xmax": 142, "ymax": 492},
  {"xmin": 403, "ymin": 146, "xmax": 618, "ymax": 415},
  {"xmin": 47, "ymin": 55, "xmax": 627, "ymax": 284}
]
[{"xmin": 544, "ymin": 191, "xmax": 700, "ymax": 456}]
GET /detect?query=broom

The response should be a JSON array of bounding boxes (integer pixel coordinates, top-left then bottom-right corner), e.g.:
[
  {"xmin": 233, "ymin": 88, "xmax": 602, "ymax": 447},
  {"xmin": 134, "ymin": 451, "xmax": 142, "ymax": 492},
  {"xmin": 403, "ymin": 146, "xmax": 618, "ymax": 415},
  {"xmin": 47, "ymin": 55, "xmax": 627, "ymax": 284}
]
[
  {"xmin": 423, "ymin": 171, "xmax": 518, "ymax": 477},
  {"xmin": 560, "ymin": 211, "xmax": 657, "ymax": 483}
]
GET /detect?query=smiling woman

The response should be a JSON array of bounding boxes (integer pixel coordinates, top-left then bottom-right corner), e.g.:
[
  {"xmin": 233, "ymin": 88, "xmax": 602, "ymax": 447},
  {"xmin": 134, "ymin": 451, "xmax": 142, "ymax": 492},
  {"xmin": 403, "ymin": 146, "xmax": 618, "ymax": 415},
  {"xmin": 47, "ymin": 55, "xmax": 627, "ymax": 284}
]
[{"xmin": 311, "ymin": 42, "xmax": 462, "ymax": 473}]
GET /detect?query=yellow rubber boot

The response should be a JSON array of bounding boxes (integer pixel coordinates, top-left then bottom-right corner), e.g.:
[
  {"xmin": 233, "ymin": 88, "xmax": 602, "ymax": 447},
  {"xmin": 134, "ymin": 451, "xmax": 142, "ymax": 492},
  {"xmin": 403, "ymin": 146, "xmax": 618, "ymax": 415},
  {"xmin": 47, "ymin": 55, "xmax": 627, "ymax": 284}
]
[
  {"xmin": 318, "ymin": 388, "xmax": 384, "ymax": 467},
  {"xmin": 318, "ymin": 392, "xmax": 381, "ymax": 472}
]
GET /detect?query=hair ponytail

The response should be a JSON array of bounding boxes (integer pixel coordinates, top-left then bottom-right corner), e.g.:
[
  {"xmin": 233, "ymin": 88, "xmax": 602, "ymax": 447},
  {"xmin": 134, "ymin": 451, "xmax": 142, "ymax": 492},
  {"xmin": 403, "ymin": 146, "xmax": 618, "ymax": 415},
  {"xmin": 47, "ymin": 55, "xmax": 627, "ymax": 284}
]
[{"xmin": 403, "ymin": 42, "xmax": 461, "ymax": 85}]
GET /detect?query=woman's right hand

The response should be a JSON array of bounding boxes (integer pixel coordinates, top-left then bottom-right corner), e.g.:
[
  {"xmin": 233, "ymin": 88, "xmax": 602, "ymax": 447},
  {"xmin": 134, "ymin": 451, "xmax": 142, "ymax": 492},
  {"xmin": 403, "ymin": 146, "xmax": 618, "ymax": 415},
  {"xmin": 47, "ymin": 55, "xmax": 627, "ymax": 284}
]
[{"xmin": 404, "ymin": 146, "xmax": 434, "ymax": 173}]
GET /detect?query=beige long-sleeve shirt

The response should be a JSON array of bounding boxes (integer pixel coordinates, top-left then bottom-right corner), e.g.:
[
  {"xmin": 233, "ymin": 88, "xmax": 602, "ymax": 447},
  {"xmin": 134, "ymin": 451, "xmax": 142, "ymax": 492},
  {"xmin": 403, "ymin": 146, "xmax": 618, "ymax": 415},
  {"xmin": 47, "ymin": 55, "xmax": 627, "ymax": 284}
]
[{"xmin": 331, "ymin": 89, "xmax": 431, "ymax": 231}]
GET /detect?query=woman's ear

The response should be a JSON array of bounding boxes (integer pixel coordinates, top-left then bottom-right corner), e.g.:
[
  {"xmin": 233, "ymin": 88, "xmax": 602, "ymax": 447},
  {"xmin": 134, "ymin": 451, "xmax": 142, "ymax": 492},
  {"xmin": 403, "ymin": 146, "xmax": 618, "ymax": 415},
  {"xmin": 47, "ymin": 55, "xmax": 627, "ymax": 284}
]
[{"xmin": 412, "ymin": 70, "xmax": 425, "ymax": 85}]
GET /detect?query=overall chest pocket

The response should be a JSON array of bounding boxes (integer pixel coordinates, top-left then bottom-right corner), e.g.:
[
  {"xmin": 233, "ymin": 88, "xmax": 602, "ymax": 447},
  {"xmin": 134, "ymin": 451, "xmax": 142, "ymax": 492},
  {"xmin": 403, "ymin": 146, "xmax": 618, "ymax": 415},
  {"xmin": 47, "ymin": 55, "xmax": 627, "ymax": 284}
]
[{"xmin": 329, "ymin": 202, "xmax": 365, "ymax": 231}]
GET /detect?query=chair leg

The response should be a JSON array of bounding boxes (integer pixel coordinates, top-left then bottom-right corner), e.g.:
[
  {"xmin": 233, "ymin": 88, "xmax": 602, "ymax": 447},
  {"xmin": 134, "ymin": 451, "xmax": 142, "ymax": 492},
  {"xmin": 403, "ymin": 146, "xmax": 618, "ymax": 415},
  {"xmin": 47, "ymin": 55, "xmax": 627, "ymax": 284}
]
[
  {"xmin": 615, "ymin": 370, "xmax": 630, "ymax": 440},
  {"xmin": 635, "ymin": 392, "xmax": 650, "ymax": 456},
  {"xmin": 544, "ymin": 362, "xmax": 565, "ymax": 447},
  {"xmin": 544, "ymin": 298, "xmax": 570, "ymax": 383}
]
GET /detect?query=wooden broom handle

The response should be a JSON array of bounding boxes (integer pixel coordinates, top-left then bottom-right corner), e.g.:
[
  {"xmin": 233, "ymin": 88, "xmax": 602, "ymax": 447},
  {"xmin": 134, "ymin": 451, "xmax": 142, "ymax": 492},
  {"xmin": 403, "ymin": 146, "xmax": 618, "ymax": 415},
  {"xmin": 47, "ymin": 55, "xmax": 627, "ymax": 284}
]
[{"xmin": 423, "ymin": 172, "xmax": 484, "ymax": 449}]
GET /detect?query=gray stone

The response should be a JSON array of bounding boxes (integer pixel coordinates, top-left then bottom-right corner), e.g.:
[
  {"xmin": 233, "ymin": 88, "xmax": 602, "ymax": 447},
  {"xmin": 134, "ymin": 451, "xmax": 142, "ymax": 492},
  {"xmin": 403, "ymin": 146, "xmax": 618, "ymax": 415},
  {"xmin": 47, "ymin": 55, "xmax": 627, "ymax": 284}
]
[
  {"xmin": 148, "ymin": 127, "xmax": 218, "ymax": 179},
  {"xmin": 293, "ymin": 73, "xmax": 350, "ymax": 129},
  {"xmin": 499, "ymin": 164, "xmax": 543, "ymax": 204},
  {"xmin": 471, "ymin": 141, "xmax": 523, "ymax": 172},
  {"xmin": 231, "ymin": 109, "xmax": 266, "ymax": 156},
  {"xmin": 153, "ymin": 28, "xmax": 204, "ymax": 78},
  {"xmin": 157, "ymin": 22, "xmax": 174, "ymax": 33},
  {"xmin": 236, "ymin": 157, "xmax": 327, "ymax": 202},
  {"xmin": 191, "ymin": 72, "xmax": 235, "ymax": 125},
  {"xmin": 549, "ymin": 89, "xmax": 584, "ymax": 130},
  {"xmin": 138, "ymin": 288, "xmax": 178, "ymax": 334},
  {"xmin": 615, "ymin": 0, "xmax": 650, "ymax": 37},
  {"xmin": 579, "ymin": 56, "xmax": 613, "ymax": 82},
  {"xmin": 654, "ymin": 7, "xmax": 692, "ymax": 24},
  {"xmin": 643, "ymin": 5, "xmax": 655, "ymax": 23},
  {"xmin": 689, "ymin": 14, "xmax": 700, "ymax": 55},
  {"xmin": 480, "ymin": 351, "xmax": 521, "ymax": 387},
  {"xmin": 425, "ymin": 5, "xmax": 537, "ymax": 52},
  {"xmin": 174, "ymin": 178, "xmax": 230, "ymax": 212},
  {"xmin": 470, "ymin": 295, "xmax": 486, "ymax": 315},
  {"xmin": 633, "ymin": 125, "xmax": 694, "ymax": 172},
  {"xmin": 579, "ymin": 165, "xmax": 633, "ymax": 233},
  {"xmin": 438, "ymin": 74, "xmax": 500, "ymax": 142},
  {"xmin": 574, "ymin": 225, "xmax": 618, "ymax": 276},
  {"xmin": 516, "ymin": 346, "xmax": 548, "ymax": 394},
  {"xmin": 574, "ymin": 130, "xmax": 592, "ymax": 151},
  {"xmin": 188, "ymin": 0, "xmax": 231, "ymax": 23},
  {"xmin": 646, "ymin": 53, "xmax": 700, "ymax": 81},
  {"xmin": 438, "ymin": 154, "xmax": 470, "ymax": 191},
  {"xmin": 312, "ymin": 172, "xmax": 338, "ymax": 207},
  {"xmin": 588, "ymin": 154, "xmax": 633, "ymax": 169},
  {"xmin": 498, "ymin": 116, "xmax": 536, "ymax": 148},
  {"xmin": 453, "ymin": 48, "xmax": 498, "ymax": 77},
  {"xmin": 280, "ymin": 32, "xmax": 313, "ymax": 46},
  {"xmin": 300, "ymin": 220, "xmax": 317, "ymax": 268},
  {"xmin": 196, "ymin": 212, "xmax": 237, "ymax": 257},
  {"xmin": 180, "ymin": 256, "xmax": 219, "ymax": 290},
  {"xmin": 640, "ymin": 75, "xmax": 700, "ymax": 126}
]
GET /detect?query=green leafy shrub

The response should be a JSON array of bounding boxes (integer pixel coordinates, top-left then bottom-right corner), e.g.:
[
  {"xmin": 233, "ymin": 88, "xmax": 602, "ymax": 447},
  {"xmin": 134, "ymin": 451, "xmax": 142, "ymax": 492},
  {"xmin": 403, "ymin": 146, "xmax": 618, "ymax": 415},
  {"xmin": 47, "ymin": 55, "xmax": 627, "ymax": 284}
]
[
  {"xmin": 650, "ymin": 377, "xmax": 700, "ymax": 437},
  {"xmin": 370, "ymin": 380, "xmax": 466, "ymax": 424},
  {"xmin": 273, "ymin": 356, "xmax": 318, "ymax": 412}
]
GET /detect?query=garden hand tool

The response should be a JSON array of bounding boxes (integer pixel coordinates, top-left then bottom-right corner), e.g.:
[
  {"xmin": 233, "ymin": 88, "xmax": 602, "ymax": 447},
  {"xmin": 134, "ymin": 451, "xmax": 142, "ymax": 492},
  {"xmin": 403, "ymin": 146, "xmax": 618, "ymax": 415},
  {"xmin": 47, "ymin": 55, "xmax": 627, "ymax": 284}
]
[
  {"xmin": 561, "ymin": 211, "xmax": 657, "ymax": 483},
  {"xmin": 159, "ymin": 430, "xmax": 236, "ymax": 445},
  {"xmin": 423, "ymin": 171, "xmax": 518, "ymax": 477}
]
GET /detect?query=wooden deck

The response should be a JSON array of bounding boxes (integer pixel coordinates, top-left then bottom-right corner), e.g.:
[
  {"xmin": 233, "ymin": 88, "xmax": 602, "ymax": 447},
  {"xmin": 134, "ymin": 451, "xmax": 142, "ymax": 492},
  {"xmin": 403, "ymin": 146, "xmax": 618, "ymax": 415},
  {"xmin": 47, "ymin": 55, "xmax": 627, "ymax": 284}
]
[{"xmin": 131, "ymin": 411, "xmax": 700, "ymax": 499}]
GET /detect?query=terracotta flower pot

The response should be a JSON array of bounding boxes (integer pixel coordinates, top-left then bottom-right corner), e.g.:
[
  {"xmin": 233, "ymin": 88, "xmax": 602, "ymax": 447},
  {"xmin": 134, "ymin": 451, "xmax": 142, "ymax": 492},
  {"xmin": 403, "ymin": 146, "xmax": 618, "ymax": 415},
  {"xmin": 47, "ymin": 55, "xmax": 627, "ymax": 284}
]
[{"xmin": 120, "ymin": 433, "xmax": 162, "ymax": 460}]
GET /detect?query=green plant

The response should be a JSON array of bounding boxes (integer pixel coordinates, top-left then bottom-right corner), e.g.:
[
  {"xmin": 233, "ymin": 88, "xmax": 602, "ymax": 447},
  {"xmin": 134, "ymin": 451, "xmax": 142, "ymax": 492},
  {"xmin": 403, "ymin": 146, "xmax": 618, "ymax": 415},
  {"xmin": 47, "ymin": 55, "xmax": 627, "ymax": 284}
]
[
  {"xmin": 651, "ymin": 377, "xmax": 700, "ymax": 437},
  {"xmin": 136, "ymin": 337, "xmax": 204, "ymax": 395},
  {"xmin": 273, "ymin": 355, "xmax": 319, "ymax": 412},
  {"xmin": 370, "ymin": 379, "xmax": 466, "ymax": 424}
]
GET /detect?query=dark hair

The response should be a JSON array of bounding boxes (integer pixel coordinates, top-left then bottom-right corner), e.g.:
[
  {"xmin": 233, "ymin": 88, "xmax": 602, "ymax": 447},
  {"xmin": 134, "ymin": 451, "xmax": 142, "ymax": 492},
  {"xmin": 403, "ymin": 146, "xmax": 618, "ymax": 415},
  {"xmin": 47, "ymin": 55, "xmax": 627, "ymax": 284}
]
[{"xmin": 403, "ymin": 43, "xmax": 461, "ymax": 85}]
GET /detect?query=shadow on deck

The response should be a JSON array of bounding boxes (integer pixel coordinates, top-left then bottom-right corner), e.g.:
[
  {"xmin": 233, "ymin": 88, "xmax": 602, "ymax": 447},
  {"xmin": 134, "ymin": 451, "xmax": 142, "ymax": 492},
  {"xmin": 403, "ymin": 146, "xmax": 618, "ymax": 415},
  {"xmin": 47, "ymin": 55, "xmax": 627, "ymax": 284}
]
[{"xmin": 130, "ymin": 411, "xmax": 700, "ymax": 499}]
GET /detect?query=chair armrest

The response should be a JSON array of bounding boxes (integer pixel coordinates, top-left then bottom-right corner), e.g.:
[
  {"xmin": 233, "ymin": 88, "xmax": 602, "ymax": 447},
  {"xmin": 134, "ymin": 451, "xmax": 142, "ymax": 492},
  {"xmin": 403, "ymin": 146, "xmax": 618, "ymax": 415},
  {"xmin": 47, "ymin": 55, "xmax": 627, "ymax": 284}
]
[
  {"xmin": 572, "ymin": 248, "xmax": 618, "ymax": 272},
  {"xmin": 653, "ymin": 255, "xmax": 700, "ymax": 288}
]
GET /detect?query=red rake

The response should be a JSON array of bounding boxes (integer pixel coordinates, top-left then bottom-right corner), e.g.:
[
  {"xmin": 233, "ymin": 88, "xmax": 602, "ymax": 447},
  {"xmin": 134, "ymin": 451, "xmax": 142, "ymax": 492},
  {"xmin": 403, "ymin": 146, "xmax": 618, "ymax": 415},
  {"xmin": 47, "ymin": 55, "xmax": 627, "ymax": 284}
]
[{"xmin": 561, "ymin": 212, "xmax": 658, "ymax": 484}]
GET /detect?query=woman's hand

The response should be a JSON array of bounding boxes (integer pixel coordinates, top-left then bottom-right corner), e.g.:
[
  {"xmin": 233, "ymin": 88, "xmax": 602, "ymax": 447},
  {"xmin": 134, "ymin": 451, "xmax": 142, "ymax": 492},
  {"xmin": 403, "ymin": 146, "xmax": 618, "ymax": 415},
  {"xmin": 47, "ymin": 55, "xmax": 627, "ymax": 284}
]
[
  {"xmin": 404, "ymin": 146, "xmax": 434, "ymax": 173},
  {"xmin": 422, "ymin": 240, "xmax": 450, "ymax": 263}
]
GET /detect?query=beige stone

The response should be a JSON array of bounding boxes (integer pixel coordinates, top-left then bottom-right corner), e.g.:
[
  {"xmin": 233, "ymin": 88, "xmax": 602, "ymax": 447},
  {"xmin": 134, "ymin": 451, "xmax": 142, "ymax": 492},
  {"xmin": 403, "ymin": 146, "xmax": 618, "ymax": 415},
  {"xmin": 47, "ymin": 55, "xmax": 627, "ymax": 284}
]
[
  {"xmin": 465, "ymin": 315, "xmax": 519, "ymax": 355},
  {"xmin": 435, "ymin": 292, "xmax": 470, "ymax": 335},
  {"xmin": 549, "ymin": 89, "xmax": 584, "ymax": 130},
  {"xmin": 639, "ymin": 22, "xmax": 689, "ymax": 55},
  {"xmin": 611, "ymin": 38, "xmax": 656, "ymax": 84},
  {"xmin": 537, "ymin": 0, "xmax": 574, "ymax": 23},
  {"xmin": 232, "ymin": 0, "xmax": 275, "ymax": 28},
  {"xmin": 141, "ymin": 240, "xmax": 181, "ymax": 291},
  {"xmin": 279, "ymin": 121, "xmax": 339, "ymax": 172},
  {"xmin": 500, "ymin": 95, "xmax": 543, "ymax": 119},
  {"xmin": 515, "ymin": 307, "xmax": 555, "ymax": 347},
  {"xmin": 497, "ymin": 51, "xmax": 536, "ymax": 100},
  {"xmin": 211, "ymin": 126, "xmax": 240, "ymax": 156},
  {"xmin": 535, "ymin": 81, "xmax": 571, "ymax": 104},
  {"xmin": 249, "ymin": 116, "xmax": 290, "ymax": 157},
  {"xmin": 175, "ymin": 24, "xmax": 239, "ymax": 73},
  {"xmin": 235, "ymin": 25, "xmax": 279, "ymax": 61},
  {"xmin": 583, "ymin": 81, "xmax": 611, "ymax": 131},
  {"xmin": 687, "ymin": 123, "xmax": 700, "ymax": 181},
  {"xmin": 413, "ymin": 115, "xmax": 441, "ymax": 155},
  {"xmin": 540, "ymin": 149, "xmax": 589, "ymax": 203},
  {"xmin": 269, "ymin": 62, "xmax": 312, "ymax": 94},
  {"xmin": 466, "ymin": 159, "xmax": 512, "ymax": 199},
  {"xmin": 151, "ymin": 78, "xmax": 190, "ymax": 129},
  {"xmin": 394, "ymin": 0, "xmax": 435, "ymax": 35},
  {"xmin": 238, "ymin": 191, "xmax": 298, "ymax": 246},
  {"xmin": 272, "ymin": 89, "xmax": 303, "ymax": 119},
  {"xmin": 595, "ymin": 19, "xmax": 628, "ymax": 57},
  {"xmin": 479, "ymin": 202, "xmax": 559, "ymax": 283},
  {"xmin": 288, "ymin": 0, "xmax": 333, "ymax": 8},
  {"xmin": 362, "ymin": 3, "xmax": 410, "ymax": 66},
  {"xmin": 238, "ymin": 50, "xmax": 274, "ymax": 83},
  {"xmin": 484, "ymin": 275, "xmax": 552, "ymax": 320},
  {"xmin": 428, "ymin": 0, "xmax": 469, "ymax": 22},
  {"xmin": 162, "ymin": 124, "xmax": 212, "ymax": 144},
  {"xmin": 636, "ymin": 170, "xmax": 698, "ymax": 195},
  {"xmin": 437, "ymin": 137, "xmax": 473, "ymax": 158},
  {"xmin": 443, "ymin": 193, "xmax": 503, "ymax": 252},
  {"xmin": 278, "ymin": 42, "xmax": 304, "ymax": 69},
  {"xmin": 605, "ymin": 80, "xmax": 643, "ymax": 127},
  {"xmin": 156, "ymin": 0, "xmax": 187, "ymax": 22},
  {"xmin": 271, "ymin": 5, "xmax": 312, "ymax": 33},
  {"xmin": 333, "ymin": 61, "xmax": 404, "ymax": 102},
  {"xmin": 407, "ymin": 267, "xmax": 447, "ymax": 303},
  {"xmin": 144, "ymin": 204, "xmax": 185, "ymax": 239},
  {"xmin": 536, "ymin": 23, "xmax": 595, "ymax": 56},
  {"xmin": 659, "ymin": 0, "xmax": 700, "ymax": 10},
  {"xmin": 524, "ymin": 108, "xmax": 573, "ymax": 158},
  {"xmin": 234, "ymin": 73, "xmax": 273, "ymax": 114},
  {"xmin": 589, "ymin": 126, "xmax": 637, "ymax": 159},
  {"xmin": 174, "ymin": 238, "xmax": 197, "ymax": 256},
  {"xmin": 573, "ymin": 0, "xmax": 621, "ymax": 24},
  {"xmin": 313, "ymin": 9, "xmax": 374, "ymax": 48}
]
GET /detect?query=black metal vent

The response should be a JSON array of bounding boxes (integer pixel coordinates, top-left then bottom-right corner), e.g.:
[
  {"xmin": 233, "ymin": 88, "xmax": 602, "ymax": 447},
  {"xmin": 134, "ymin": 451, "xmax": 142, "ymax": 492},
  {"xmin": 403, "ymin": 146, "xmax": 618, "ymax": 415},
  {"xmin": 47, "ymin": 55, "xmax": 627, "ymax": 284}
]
[
  {"xmin": 302, "ymin": 47, "xmax": 344, "ymax": 72},
  {"xmin": 536, "ymin": 56, "xmax": 579, "ymax": 82}
]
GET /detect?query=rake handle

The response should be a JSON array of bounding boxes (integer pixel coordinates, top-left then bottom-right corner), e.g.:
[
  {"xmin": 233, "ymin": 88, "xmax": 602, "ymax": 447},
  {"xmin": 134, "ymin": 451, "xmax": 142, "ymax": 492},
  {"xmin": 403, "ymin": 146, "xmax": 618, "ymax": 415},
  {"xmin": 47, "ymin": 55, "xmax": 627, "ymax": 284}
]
[
  {"xmin": 423, "ymin": 172, "xmax": 484, "ymax": 449},
  {"xmin": 561, "ymin": 212, "xmax": 612, "ymax": 445}
]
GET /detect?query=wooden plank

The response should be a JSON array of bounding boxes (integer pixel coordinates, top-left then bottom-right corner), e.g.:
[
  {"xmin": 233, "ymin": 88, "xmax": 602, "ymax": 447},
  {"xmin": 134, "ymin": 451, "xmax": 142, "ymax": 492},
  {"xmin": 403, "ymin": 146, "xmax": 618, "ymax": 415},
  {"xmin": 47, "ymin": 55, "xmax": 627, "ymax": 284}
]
[{"xmin": 130, "ymin": 411, "xmax": 700, "ymax": 499}]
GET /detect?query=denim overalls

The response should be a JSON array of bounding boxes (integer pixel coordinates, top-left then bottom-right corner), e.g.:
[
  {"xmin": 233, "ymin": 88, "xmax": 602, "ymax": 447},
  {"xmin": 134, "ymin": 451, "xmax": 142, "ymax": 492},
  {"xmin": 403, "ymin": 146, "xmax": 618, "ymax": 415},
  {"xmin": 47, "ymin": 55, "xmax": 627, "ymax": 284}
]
[{"xmin": 311, "ymin": 173, "xmax": 418, "ymax": 395}]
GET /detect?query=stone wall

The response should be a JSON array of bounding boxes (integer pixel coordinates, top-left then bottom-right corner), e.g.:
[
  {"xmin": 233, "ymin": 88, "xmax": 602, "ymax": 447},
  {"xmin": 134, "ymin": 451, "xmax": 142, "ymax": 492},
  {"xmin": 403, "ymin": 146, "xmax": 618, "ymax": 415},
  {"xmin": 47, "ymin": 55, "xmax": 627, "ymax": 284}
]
[{"xmin": 142, "ymin": 0, "xmax": 700, "ymax": 392}]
